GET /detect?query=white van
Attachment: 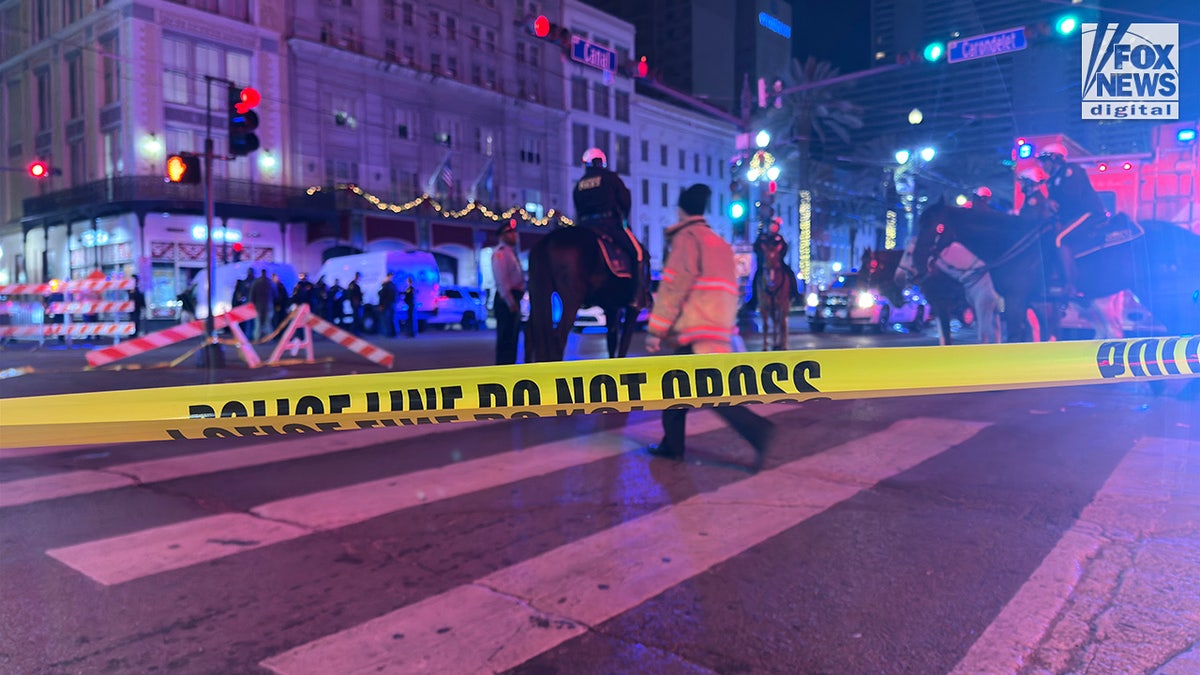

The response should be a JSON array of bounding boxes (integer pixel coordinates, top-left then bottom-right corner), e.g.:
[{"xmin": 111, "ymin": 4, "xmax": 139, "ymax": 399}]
[
  {"xmin": 315, "ymin": 250, "xmax": 440, "ymax": 325},
  {"xmin": 193, "ymin": 261, "xmax": 299, "ymax": 319}
]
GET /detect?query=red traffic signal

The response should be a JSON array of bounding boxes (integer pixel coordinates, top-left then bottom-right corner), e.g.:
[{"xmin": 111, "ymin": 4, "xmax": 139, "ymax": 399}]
[
  {"xmin": 767, "ymin": 180, "xmax": 777, "ymax": 195},
  {"xmin": 229, "ymin": 85, "xmax": 261, "ymax": 156},
  {"xmin": 533, "ymin": 15, "xmax": 550, "ymax": 38},
  {"xmin": 28, "ymin": 160, "xmax": 49, "ymax": 178},
  {"xmin": 231, "ymin": 242, "xmax": 244, "ymax": 262},
  {"xmin": 636, "ymin": 56, "xmax": 648, "ymax": 78},
  {"xmin": 235, "ymin": 87, "xmax": 261, "ymax": 114}
]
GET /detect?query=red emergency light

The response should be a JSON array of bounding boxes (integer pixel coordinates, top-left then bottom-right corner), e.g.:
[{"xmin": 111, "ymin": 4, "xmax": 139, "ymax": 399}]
[
  {"xmin": 1122, "ymin": 162, "xmax": 1132, "ymax": 170},
  {"xmin": 1097, "ymin": 163, "xmax": 1108, "ymax": 172}
]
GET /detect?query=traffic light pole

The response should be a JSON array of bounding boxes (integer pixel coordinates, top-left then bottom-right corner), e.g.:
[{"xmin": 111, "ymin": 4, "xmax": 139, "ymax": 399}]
[{"xmin": 201, "ymin": 75, "xmax": 232, "ymax": 368}]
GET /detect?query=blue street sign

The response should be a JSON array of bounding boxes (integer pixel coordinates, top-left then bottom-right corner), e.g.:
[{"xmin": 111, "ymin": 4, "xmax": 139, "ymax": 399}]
[
  {"xmin": 947, "ymin": 27, "xmax": 1027, "ymax": 64},
  {"xmin": 571, "ymin": 35, "xmax": 616, "ymax": 72}
]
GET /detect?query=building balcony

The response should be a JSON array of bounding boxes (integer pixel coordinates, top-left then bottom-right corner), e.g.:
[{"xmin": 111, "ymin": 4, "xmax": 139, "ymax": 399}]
[{"xmin": 20, "ymin": 176, "xmax": 336, "ymax": 229}]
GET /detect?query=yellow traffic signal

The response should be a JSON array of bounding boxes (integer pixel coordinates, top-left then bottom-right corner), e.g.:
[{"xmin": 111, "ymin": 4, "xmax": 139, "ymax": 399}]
[{"xmin": 166, "ymin": 154, "xmax": 201, "ymax": 184}]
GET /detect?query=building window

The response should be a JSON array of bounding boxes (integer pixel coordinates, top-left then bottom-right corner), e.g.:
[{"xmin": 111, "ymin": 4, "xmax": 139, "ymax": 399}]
[
  {"xmin": 660, "ymin": 144, "xmax": 667, "ymax": 166},
  {"xmin": 35, "ymin": 69, "xmax": 51, "ymax": 132},
  {"xmin": 640, "ymin": 140, "xmax": 648, "ymax": 162},
  {"xmin": 485, "ymin": 67, "xmax": 496, "ymax": 89},
  {"xmin": 162, "ymin": 37, "xmax": 189, "ymax": 105},
  {"xmin": 572, "ymin": 123, "xmax": 588, "ymax": 167},
  {"xmin": 431, "ymin": 53, "xmax": 441, "ymax": 73},
  {"xmin": 429, "ymin": 10, "xmax": 441, "ymax": 36},
  {"xmin": 67, "ymin": 55, "xmax": 84, "ymax": 120},
  {"xmin": 446, "ymin": 16, "xmax": 457, "ymax": 41},
  {"xmin": 641, "ymin": 179, "xmax": 649, "ymax": 205},
  {"xmin": 593, "ymin": 82, "xmax": 610, "ymax": 118},
  {"xmin": 68, "ymin": 138, "xmax": 85, "ymax": 185},
  {"xmin": 33, "ymin": 0, "xmax": 49, "ymax": 41},
  {"xmin": 471, "ymin": 64, "xmax": 482, "ymax": 85},
  {"xmin": 594, "ymin": 129, "xmax": 610, "ymax": 166},
  {"xmin": 484, "ymin": 30, "xmax": 496, "ymax": 53},
  {"xmin": 103, "ymin": 129, "xmax": 123, "ymax": 176},
  {"xmin": 474, "ymin": 127, "xmax": 495, "ymax": 155},
  {"xmin": 403, "ymin": 44, "xmax": 415, "ymax": 65},
  {"xmin": 383, "ymin": 0, "xmax": 396, "ymax": 21},
  {"xmin": 661, "ymin": 182, "xmax": 669, "ymax": 207},
  {"xmin": 528, "ymin": 43, "xmax": 540, "ymax": 69},
  {"xmin": 396, "ymin": 109, "xmax": 415, "ymax": 139},
  {"xmin": 615, "ymin": 91, "xmax": 629, "ymax": 122},
  {"xmin": 470, "ymin": 25, "xmax": 481, "ymax": 49},
  {"xmin": 570, "ymin": 77, "xmax": 588, "ymax": 111},
  {"xmin": 385, "ymin": 38, "xmax": 397, "ymax": 61},
  {"xmin": 100, "ymin": 35, "xmax": 120, "ymax": 105},
  {"xmin": 678, "ymin": 149, "xmax": 685, "ymax": 170},
  {"xmin": 447, "ymin": 56, "xmax": 458, "ymax": 78},
  {"xmin": 615, "ymin": 134, "xmax": 630, "ymax": 175},
  {"xmin": 707, "ymin": 155, "xmax": 712, "ymax": 176},
  {"xmin": 516, "ymin": 42, "xmax": 526, "ymax": 63},
  {"xmin": 693, "ymin": 153, "xmax": 699, "ymax": 174},
  {"xmin": 7, "ymin": 80, "xmax": 24, "ymax": 142},
  {"xmin": 65, "ymin": 0, "xmax": 83, "ymax": 23},
  {"xmin": 401, "ymin": 2, "xmax": 413, "ymax": 26},
  {"xmin": 520, "ymin": 136, "xmax": 542, "ymax": 165}
]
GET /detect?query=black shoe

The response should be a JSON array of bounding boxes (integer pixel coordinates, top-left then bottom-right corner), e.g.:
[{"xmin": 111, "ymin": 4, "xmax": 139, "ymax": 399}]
[{"xmin": 647, "ymin": 443, "xmax": 684, "ymax": 460}]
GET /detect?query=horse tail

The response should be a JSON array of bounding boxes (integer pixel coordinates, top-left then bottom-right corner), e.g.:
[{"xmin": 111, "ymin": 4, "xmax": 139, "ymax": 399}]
[{"xmin": 526, "ymin": 238, "xmax": 556, "ymax": 362}]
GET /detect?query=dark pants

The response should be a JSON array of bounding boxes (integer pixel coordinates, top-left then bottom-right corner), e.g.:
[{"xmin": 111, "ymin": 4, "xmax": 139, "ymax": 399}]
[
  {"xmin": 381, "ymin": 307, "xmax": 396, "ymax": 336},
  {"xmin": 659, "ymin": 345, "xmax": 771, "ymax": 454},
  {"xmin": 495, "ymin": 290, "xmax": 522, "ymax": 365},
  {"xmin": 405, "ymin": 304, "xmax": 416, "ymax": 337}
]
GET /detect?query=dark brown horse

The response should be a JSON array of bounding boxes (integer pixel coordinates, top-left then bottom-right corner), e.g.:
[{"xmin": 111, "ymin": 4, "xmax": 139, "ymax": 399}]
[
  {"xmin": 525, "ymin": 226, "xmax": 648, "ymax": 361},
  {"xmin": 753, "ymin": 242, "xmax": 796, "ymax": 350}
]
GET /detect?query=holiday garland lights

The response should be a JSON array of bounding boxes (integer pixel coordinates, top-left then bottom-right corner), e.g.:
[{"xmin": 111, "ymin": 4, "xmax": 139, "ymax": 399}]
[{"xmin": 305, "ymin": 185, "xmax": 574, "ymax": 227}]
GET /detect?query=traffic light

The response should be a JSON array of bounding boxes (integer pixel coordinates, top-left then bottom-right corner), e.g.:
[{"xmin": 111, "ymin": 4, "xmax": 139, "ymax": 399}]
[
  {"xmin": 636, "ymin": 56, "xmax": 648, "ymax": 78},
  {"xmin": 729, "ymin": 180, "xmax": 748, "ymax": 239},
  {"xmin": 923, "ymin": 41, "xmax": 945, "ymax": 62},
  {"xmin": 228, "ymin": 85, "xmax": 261, "ymax": 157},
  {"xmin": 165, "ymin": 154, "xmax": 201, "ymax": 184},
  {"xmin": 28, "ymin": 160, "xmax": 49, "ymax": 178},
  {"xmin": 1054, "ymin": 14, "xmax": 1079, "ymax": 36},
  {"xmin": 527, "ymin": 14, "xmax": 567, "ymax": 46},
  {"xmin": 533, "ymin": 14, "xmax": 550, "ymax": 38},
  {"xmin": 231, "ymin": 242, "xmax": 244, "ymax": 263}
]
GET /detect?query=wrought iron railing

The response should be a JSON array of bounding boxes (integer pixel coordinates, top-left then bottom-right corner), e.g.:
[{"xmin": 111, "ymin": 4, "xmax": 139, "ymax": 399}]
[{"xmin": 22, "ymin": 176, "xmax": 334, "ymax": 216}]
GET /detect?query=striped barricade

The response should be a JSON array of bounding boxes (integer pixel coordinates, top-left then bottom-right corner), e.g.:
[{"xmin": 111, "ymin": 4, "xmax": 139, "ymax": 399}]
[
  {"xmin": 0, "ymin": 323, "xmax": 135, "ymax": 339},
  {"xmin": 85, "ymin": 304, "xmax": 258, "ymax": 368},
  {"xmin": 305, "ymin": 312, "xmax": 395, "ymax": 368},
  {"xmin": 45, "ymin": 301, "xmax": 135, "ymax": 314},
  {"xmin": 0, "ymin": 279, "xmax": 136, "ymax": 295}
]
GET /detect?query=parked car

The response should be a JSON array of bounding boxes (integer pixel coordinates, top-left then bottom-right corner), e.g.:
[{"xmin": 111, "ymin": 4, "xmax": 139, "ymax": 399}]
[
  {"xmin": 805, "ymin": 272, "xmax": 927, "ymax": 333},
  {"xmin": 573, "ymin": 278, "xmax": 658, "ymax": 332},
  {"xmin": 428, "ymin": 285, "xmax": 487, "ymax": 330}
]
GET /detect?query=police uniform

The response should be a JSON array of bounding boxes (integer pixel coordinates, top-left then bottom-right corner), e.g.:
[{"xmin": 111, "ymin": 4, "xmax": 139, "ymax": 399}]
[{"xmin": 573, "ymin": 164, "xmax": 634, "ymax": 261}]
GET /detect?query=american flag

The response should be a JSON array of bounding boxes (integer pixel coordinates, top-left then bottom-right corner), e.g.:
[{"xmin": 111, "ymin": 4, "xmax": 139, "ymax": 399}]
[{"xmin": 439, "ymin": 158, "xmax": 454, "ymax": 190}]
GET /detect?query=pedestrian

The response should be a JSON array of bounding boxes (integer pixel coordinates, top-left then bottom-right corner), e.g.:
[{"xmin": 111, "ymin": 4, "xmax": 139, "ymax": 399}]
[
  {"xmin": 491, "ymin": 219, "xmax": 525, "ymax": 364},
  {"xmin": 271, "ymin": 273, "xmax": 289, "ymax": 331},
  {"xmin": 326, "ymin": 278, "xmax": 343, "ymax": 325},
  {"xmin": 129, "ymin": 274, "xmax": 146, "ymax": 336},
  {"xmin": 346, "ymin": 272, "xmax": 364, "ymax": 334},
  {"xmin": 402, "ymin": 276, "xmax": 417, "ymax": 337},
  {"xmin": 644, "ymin": 183, "xmax": 775, "ymax": 469},
  {"xmin": 250, "ymin": 269, "xmax": 272, "ymax": 341},
  {"xmin": 233, "ymin": 268, "xmax": 254, "ymax": 335},
  {"xmin": 379, "ymin": 273, "xmax": 398, "ymax": 337}
]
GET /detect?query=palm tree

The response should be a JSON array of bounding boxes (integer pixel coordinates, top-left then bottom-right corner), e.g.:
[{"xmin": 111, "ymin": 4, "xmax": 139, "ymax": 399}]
[{"xmin": 759, "ymin": 57, "xmax": 865, "ymax": 164}]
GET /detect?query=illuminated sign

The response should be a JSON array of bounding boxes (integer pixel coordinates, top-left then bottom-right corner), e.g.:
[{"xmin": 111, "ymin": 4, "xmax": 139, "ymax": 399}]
[{"xmin": 758, "ymin": 12, "xmax": 791, "ymax": 39}]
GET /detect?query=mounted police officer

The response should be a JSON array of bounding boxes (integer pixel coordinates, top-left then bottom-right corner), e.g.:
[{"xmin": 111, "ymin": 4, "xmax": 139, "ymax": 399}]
[
  {"xmin": 572, "ymin": 147, "xmax": 647, "ymax": 303},
  {"xmin": 1037, "ymin": 142, "xmax": 1106, "ymax": 298},
  {"xmin": 749, "ymin": 218, "xmax": 794, "ymax": 310}
]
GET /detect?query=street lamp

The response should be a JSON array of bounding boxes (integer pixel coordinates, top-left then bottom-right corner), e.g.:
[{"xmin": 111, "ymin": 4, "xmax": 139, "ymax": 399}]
[{"xmin": 892, "ymin": 145, "xmax": 937, "ymax": 245}]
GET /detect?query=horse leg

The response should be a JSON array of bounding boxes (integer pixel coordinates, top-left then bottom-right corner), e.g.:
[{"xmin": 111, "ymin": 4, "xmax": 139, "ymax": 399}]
[
  {"xmin": 937, "ymin": 310, "xmax": 953, "ymax": 346},
  {"xmin": 617, "ymin": 306, "xmax": 638, "ymax": 358},
  {"xmin": 605, "ymin": 307, "xmax": 620, "ymax": 358}
]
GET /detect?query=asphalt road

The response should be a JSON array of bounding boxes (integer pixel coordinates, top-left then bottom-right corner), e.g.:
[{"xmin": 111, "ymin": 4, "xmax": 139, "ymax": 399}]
[{"xmin": 2, "ymin": 320, "xmax": 1198, "ymax": 674}]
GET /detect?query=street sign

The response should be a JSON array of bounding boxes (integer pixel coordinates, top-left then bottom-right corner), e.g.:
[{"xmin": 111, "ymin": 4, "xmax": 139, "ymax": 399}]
[
  {"xmin": 570, "ymin": 35, "xmax": 616, "ymax": 72},
  {"xmin": 947, "ymin": 26, "xmax": 1027, "ymax": 64}
]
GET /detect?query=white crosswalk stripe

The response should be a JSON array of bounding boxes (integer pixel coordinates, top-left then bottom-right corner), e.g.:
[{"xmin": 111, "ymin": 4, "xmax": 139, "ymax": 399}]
[
  {"xmin": 44, "ymin": 405, "xmax": 796, "ymax": 585},
  {"xmin": 259, "ymin": 418, "xmax": 990, "ymax": 674}
]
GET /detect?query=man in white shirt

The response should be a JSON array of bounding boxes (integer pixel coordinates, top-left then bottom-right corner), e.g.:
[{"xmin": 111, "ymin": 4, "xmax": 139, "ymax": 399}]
[{"xmin": 491, "ymin": 220, "xmax": 526, "ymax": 365}]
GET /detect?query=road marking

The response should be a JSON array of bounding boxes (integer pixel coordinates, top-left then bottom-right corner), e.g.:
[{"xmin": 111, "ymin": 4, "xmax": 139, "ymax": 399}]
[
  {"xmin": 45, "ymin": 407, "xmax": 793, "ymax": 585},
  {"xmin": 0, "ymin": 420, "xmax": 502, "ymax": 509},
  {"xmin": 260, "ymin": 417, "xmax": 989, "ymax": 675},
  {"xmin": 952, "ymin": 436, "xmax": 1200, "ymax": 674}
]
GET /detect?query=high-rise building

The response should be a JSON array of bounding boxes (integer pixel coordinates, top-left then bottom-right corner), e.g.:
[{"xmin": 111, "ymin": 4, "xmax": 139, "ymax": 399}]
[{"xmin": 579, "ymin": 0, "xmax": 793, "ymax": 114}]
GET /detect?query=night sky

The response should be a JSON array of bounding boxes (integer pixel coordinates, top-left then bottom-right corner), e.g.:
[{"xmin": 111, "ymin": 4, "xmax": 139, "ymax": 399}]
[{"xmin": 790, "ymin": 0, "xmax": 873, "ymax": 72}]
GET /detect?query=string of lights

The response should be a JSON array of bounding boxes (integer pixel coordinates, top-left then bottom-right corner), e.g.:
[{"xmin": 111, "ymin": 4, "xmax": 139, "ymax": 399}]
[{"xmin": 304, "ymin": 184, "xmax": 574, "ymax": 227}]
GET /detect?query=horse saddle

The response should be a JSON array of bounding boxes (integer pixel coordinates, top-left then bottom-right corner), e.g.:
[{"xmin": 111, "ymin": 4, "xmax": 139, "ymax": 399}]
[
  {"xmin": 1061, "ymin": 212, "xmax": 1144, "ymax": 259},
  {"xmin": 594, "ymin": 229, "xmax": 642, "ymax": 280}
]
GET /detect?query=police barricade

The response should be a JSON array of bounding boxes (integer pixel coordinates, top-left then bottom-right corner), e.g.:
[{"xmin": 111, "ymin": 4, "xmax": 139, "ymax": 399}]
[
  {"xmin": 0, "ymin": 279, "xmax": 136, "ymax": 345},
  {"xmin": 2, "ymin": 336, "xmax": 1196, "ymax": 450}
]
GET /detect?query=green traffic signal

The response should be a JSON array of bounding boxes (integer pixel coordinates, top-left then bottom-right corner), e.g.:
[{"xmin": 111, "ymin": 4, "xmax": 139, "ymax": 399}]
[
  {"xmin": 729, "ymin": 201, "xmax": 746, "ymax": 220},
  {"xmin": 1055, "ymin": 14, "xmax": 1078, "ymax": 35},
  {"xmin": 923, "ymin": 41, "xmax": 945, "ymax": 62}
]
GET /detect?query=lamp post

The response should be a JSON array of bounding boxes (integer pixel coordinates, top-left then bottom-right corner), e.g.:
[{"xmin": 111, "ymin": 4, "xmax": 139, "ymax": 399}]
[{"xmin": 892, "ymin": 146, "xmax": 936, "ymax": 245}]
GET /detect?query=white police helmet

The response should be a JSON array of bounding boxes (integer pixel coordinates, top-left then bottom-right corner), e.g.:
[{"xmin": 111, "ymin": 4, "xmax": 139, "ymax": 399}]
[
  {"xmin": 1037, "ymin": 142, "xmax": 1068, "ymax": 160},
  {"xmin": 582, "ymin": 148, "xmax": 607, "ymax": 166},
  {"xmin": 1017, "ymin": 166, "xmax": 1048, "ymax": 183}
]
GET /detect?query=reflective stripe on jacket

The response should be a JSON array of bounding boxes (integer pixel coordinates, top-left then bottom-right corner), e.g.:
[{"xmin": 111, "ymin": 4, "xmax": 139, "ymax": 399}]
[{"xmin": 648, "ymin": 215, "xmax": 739, "ymax": 352}]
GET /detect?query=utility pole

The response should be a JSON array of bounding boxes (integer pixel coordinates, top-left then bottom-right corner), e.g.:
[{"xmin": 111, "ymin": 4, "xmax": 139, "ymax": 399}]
[{"xmin": 201, "ymin": 75, "xmax": 231, "ymax": 369}]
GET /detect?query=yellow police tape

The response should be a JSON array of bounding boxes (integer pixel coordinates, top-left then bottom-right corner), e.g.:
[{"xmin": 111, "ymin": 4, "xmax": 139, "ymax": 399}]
[{"xmin": 1, "ymin": 336, "xmax": 1196, "ymax": 449}]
